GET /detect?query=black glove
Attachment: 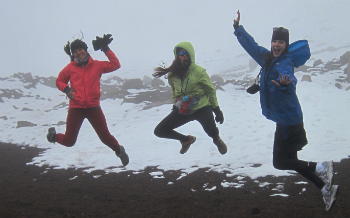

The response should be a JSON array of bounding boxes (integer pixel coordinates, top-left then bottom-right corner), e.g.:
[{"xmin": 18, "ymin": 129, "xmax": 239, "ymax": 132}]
[
  {"xmin": 102, "ymin": 34, "xmax": 113, "ymax": 45},
  {"xmin": 213, "ymin": 106, "xmax": 224, "ymax": 124},
  {"xmin": 92, "ymin": 36, "xmax": 103, "ymax": 51},
  {"xmin": 92, "ymin": 34, "xmax": 113, "ymax": 52}
]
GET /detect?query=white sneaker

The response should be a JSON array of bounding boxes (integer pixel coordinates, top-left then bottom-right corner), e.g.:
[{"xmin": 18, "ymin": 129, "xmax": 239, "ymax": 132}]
[
  {"xmin": 323, "ymin": 185, "xmax": 339, "ymax": 211},
  {"xmin": 317, "ymin": 161, "xmax": 334, "ymax": 191},
  {"xmin": 180, "ymin": 135, "xmax": 196, "ymax": 154}
]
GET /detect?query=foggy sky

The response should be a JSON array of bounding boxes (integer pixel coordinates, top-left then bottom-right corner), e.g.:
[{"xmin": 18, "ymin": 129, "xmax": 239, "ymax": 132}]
[{"xmin": 1, "ymin": 0, "xmax": 349, "ymax": 78}]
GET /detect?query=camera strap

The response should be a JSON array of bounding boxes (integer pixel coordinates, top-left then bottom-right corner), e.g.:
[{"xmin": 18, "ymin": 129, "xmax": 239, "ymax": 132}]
[
  {"xmin": 254, "ymin": 68, "xmax": 262, "ymax": 85},
  {"xmin": 254, "ymin": 60, "xmax": 268, "ymax": 85},
  {"xmin": 246, "ymin": 60, "xmax": 268, "ymax": 94}
]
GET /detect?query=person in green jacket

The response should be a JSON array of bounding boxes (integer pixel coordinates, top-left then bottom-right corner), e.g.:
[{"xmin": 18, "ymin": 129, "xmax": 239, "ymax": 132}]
[{"xmin": 153, "ymin": 41, "xmax": 227, "ymax": 155}]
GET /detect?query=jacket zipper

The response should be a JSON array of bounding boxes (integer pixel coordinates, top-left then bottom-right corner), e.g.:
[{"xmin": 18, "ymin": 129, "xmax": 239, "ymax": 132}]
[
  {"xmin": 181, "ymin": 78, "xmax": 189, "ymax": 96},
  {"xmin": 82, "ymin": 67, "xmax": 88, "ymax": 108}
]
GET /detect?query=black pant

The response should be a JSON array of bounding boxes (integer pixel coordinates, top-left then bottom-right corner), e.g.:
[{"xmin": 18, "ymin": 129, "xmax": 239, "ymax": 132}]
[
  {"xmin": 273, "ymin": 123, "xmax": 325, "ymax": 190},
  {"xmin": 154, "ymin": 106, "xmax": 219, "ymax": 142}
]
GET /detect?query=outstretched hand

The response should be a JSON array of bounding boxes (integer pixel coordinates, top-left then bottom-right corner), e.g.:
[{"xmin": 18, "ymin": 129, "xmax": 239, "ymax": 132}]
[
  {"xmin": 271, "ymin": 73, "xmax": 294, "ymax": 87},
  {"xmin": 233, "ymin": 10, "xmax": 240, "ymax": 30}
]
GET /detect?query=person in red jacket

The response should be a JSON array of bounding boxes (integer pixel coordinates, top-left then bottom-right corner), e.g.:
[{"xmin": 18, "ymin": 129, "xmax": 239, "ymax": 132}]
[{"xmin": 46, "ymin": 34, "xmax": 129, "ymax": 166}]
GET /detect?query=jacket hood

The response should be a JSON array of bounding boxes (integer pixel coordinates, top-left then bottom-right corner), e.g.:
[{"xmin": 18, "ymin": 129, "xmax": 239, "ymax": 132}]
[
  {"xmin": 285, "ymin": 40, "xmax": 311, "ymax": 68},
  {"xmin": 173, "ymin": 41, "xmax": 195, "ymax": 63}
]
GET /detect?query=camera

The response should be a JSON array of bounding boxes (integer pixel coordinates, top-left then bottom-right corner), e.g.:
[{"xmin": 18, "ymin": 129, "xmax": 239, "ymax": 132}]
[{"xmin": 247, "ymin": 84, "xmax": 260, "ymax": 94}]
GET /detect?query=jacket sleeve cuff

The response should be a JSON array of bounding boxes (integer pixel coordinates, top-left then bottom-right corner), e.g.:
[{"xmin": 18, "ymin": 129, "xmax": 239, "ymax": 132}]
[
  {"xmin": 233, "ymin": 25, "xmax": 244, "ymax": 36},
  {"xmin": 101, "ymin": 45, "xmax": 110, "ymax": 53},
  {"xmin": 63, "ymin": 86, "xmax": 72, "ymax": 95},
  {"xmin": 212, "ymin": 106, "xmax": 221, "ymax": 113}
]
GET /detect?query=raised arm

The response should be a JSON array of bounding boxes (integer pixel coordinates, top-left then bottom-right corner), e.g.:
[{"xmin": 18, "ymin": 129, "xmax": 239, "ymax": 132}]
[
  {"xmin": 100, "ymin": 50, "xmax": 121, "ymax": 73},
  {"xmin": 93, "ymin": 34, "xmax": 121, "ymax": 73},
  {"xmin": 233, "ymin": 10, "xmax": 270, "ymax": 66}
]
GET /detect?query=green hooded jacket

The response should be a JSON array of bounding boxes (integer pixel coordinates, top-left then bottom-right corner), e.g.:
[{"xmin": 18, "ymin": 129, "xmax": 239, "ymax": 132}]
[{"xmin": 168, "ymin": 42, "xmax": 219, "ymax": 114}]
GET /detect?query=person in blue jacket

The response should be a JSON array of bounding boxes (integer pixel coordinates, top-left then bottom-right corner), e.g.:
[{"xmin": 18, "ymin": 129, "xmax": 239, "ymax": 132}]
[{"xmin": 233, "ymin": 10, "xmax": 338, "ymax": 211}]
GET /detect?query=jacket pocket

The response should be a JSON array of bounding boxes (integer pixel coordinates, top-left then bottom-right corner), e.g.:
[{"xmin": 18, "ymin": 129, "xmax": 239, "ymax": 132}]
[{"xmin": 270, "ymin": 90, "xmax": 287, "ymax": 114}]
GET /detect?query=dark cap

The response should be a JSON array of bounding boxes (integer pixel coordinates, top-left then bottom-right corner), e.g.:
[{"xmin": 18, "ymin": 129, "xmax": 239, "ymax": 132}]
[
  {"xmin": 272, "ymin": 27, "xmax": 289, "ymax": 53},
  {"xmin": 70, "ymin": 39, "xmax": 88, "ymax": 53}
]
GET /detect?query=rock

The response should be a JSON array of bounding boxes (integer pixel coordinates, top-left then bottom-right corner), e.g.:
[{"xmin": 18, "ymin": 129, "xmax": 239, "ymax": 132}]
[
  {"xmin": 100, "ymin": 85, "xmax": 128, "ymax": 100},
  {"xmin": 21, "ymin": 107, "xmax": 34, "ymax": 111},
  {"xmin": 143, "ymin": 75, "xmax": 153, "ymax": 86},
  {"xmin": 57, "ymin": 121, "xmax": 66, "ymax": 125},
  {"xmin": 41, "ymin": 76, "xmax": 57, "ymax": 88},
  {"xmin": 0, "ymin": 89, "xmax": 24, "ymax": 99},
  {"xmin": 107, "ymin": 75, "xmax": 124, "ymax": 83},
  {"xmin": 13, "ymin": 72, "xmax": 33, "ymax": 82},
  {"xmin": 325, "ymin": 60, "xmax": 342, "ymax": 71},
  {"xmin": 151, "ymin": 78, "xmax": 165, "ymax": 87},
  {"xmin": 336, "ymin": 78, "xmax": 347, "ymax": 83},
  {"xmin": 295, "ymin": 65, "xmax": 309, "ymax": 72},
  {"xmin": 210, "ymin": 74, "xmax": 224, "ymax": 85},
  {"xmin": 121, "ymin": 78, "xmax": 144, "ymax": 90},
  {"xmin": 214, "ymin": 84, "xmax": 225, "ymax": 91},
  {"xmin": 301, "ymin": 75, "xmax": 312, "ymax": 82},
  {"xmin": 123, "ymin": 88, "xmax": 172, "ymax": 105},
  {"xmin": 340, "ymin": 51, "xmax": 350, "ymax": 66},
  {"xmin": 335, "ymin": 83, "xmax": 342, "ymax": 89},
  {"xmin": 16, "ymin": 121, "xmax": 37, "ymax": 128},
  {"xmin": 313, "ymin": 59, "xmax": 323, "ymax": 67},
  {"xmin": 347, "ymin": 57, "xmax": 350, "ymax": 83}
]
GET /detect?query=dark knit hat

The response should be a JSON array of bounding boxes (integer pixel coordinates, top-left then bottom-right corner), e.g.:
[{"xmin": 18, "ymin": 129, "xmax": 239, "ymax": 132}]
[
  {"xmin": 271, "ymin": 27, "xmax": 289, "ymax": 54},
  {"xmin": 70, "ymin": 39, "xmax": 88, "ymax": 53}
]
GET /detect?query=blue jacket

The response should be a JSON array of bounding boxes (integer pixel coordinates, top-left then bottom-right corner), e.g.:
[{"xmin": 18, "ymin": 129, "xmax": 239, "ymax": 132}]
[{"xmin": 234, "ymin": 25, "xmax": 310, "ymax": 125}]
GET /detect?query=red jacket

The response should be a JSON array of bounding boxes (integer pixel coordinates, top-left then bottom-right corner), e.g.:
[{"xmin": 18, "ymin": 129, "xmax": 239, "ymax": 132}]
[{"xmin": 56, "ymin": 50, "xmax": 121, "ymax": 108}]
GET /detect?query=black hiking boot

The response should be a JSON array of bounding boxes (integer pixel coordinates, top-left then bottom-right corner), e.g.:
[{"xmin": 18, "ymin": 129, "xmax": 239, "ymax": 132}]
[
  {"xmin": 116, "ymin": 146, "xmax": 129, "ymax": 166},
  {"xmin": 47, "ymin": 127, "xmax": 56, "ymax": 143}
]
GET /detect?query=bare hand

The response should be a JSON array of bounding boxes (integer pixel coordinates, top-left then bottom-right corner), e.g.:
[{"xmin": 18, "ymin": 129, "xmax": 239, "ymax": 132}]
[
  {"xmin": 271, "ymin": 73, "xmax": 294, "ymax": 86},
  {"xmin": 233, "ymin": 10, "xmax": 240, "ymax": 27},
  {"xmin": 67, "ymin": 89, "xmax": 75, "ymax": 100}
]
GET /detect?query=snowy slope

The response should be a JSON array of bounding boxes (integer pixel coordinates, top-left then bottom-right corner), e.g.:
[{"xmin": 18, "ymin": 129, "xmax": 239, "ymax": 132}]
[{"xmin": 0, "ymin": 0, "xmax": 349, "ymax": 193}]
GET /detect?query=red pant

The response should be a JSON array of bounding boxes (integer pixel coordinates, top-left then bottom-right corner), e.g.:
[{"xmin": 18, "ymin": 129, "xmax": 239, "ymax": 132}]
[{"xmin": 55, "ymin": 107, "xmax": 120, "ymax": 151}]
